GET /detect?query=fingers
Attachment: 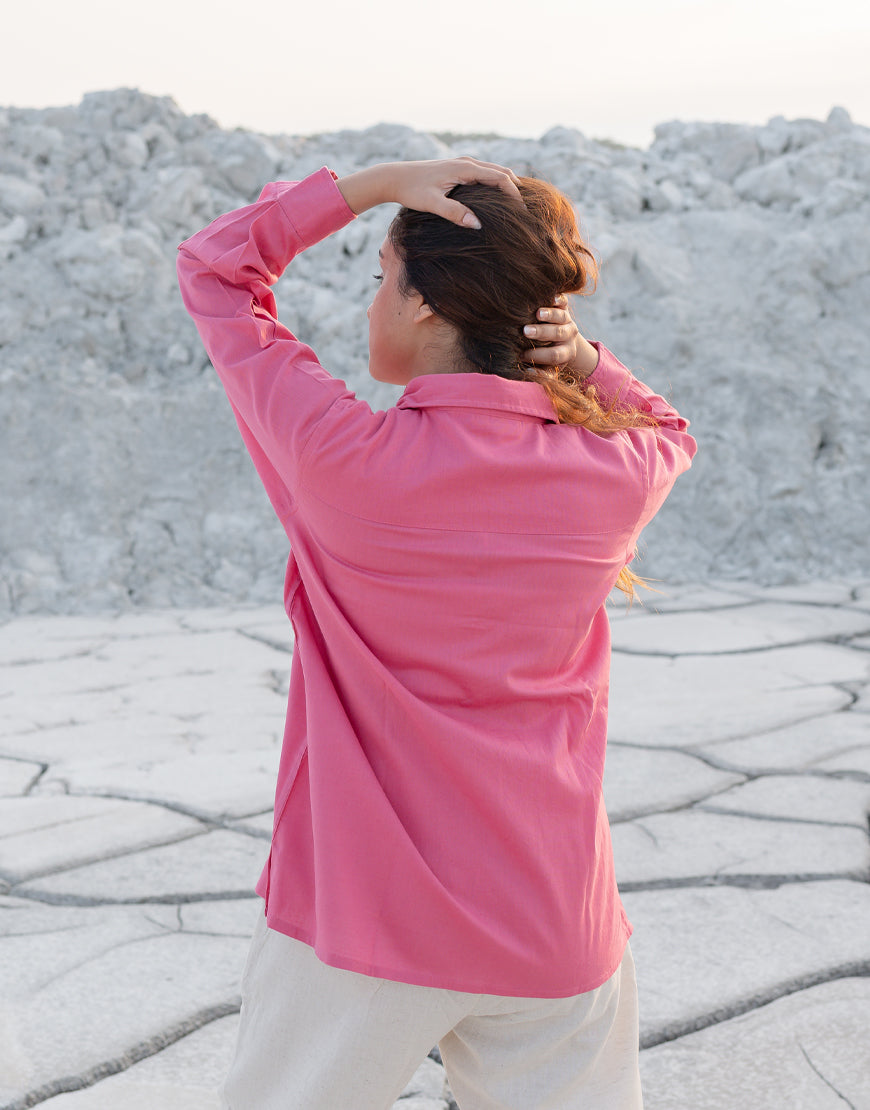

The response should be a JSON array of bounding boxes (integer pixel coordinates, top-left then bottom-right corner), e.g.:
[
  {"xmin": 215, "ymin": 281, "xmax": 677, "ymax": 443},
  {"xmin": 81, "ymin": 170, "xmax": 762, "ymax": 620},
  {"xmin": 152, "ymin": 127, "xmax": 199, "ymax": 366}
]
[
  {"xmin": 429, "ymin": 155, "xmax": 523, "ymax": 207},
  {"xmin": 523, "ymin": 322, "xmax": 574, "ymax": 343},
  {"xmin": 523, "ymin": 305, "xmax": 574, "ymax": 344},
  {"xmin": 523, "ymin": 342, "xmax": 578, "ymax": 366},
  {"xmin": 394, "ymin": 157, "xmax": 524, "ymax": 228},
  {"xmin": 455, "ymin": 155, "xmax": 523, "ymax": 197},
  {"xmin": 438, "ymin": 198, "xmax": 482, "ymax": 229},
  {"xmin": 537, "ymin": 300, "xmax": 571, "ymax": 322},
  {"xmin": 523, "ymin": 299, "xmax": 580, "ymax": 365}
]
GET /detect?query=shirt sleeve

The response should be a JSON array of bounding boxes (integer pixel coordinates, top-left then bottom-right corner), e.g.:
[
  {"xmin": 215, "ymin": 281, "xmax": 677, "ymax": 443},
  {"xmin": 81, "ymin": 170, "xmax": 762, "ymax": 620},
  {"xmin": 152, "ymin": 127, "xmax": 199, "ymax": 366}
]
[
  {"xmin": 586, "ymin": 341, "xmax": 698, "ymax": 536},
  {"xmin": 176, "ymin": 167, "xmax": 361, "ymax": 521}
]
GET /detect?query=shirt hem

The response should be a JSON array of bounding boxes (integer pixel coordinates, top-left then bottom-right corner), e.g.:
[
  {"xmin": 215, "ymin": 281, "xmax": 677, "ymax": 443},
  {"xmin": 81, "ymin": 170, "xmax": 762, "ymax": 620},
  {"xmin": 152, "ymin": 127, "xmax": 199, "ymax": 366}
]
[{"xmin": 261, "ymin": 908, "xmax": 633, "ymax": 999}]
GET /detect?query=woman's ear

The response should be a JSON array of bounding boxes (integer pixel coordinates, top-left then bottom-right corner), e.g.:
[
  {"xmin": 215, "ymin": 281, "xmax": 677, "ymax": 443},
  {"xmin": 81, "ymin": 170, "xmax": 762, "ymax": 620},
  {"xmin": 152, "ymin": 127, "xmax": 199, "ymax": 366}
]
[{"xmin": 413, "ymin": 302, "xmax": 435, "ymax": 324}]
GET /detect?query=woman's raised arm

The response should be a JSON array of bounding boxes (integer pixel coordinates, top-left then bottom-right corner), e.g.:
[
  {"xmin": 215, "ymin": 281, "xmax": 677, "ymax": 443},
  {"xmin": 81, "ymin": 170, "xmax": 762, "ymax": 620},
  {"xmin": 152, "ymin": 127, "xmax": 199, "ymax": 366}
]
[{"xmin": 176, "ymin": 169, "xmax": 361, "ymax": 520}]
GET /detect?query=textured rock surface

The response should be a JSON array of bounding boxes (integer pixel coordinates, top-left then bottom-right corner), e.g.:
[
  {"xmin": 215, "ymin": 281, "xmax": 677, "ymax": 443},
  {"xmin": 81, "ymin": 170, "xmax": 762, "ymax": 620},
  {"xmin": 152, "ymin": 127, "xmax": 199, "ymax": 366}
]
[
  {"xmin": 1, "ymin": 586, "xmax": 867, "ymax": 1108},
  {"xmin": 2, "ymin": 89, "xmax": 869, "ymax": 614},
  {"xmin": 640, "ymin": 979, "xmax": 870, "ymax": 1109}
]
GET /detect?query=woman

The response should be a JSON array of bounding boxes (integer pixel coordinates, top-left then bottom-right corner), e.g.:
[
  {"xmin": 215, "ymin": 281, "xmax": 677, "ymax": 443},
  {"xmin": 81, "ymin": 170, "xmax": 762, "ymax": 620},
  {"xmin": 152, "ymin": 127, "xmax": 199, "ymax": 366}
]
[{"xmin": 177, "ymin": 157, "xmax": 696, "ymax": 1109}]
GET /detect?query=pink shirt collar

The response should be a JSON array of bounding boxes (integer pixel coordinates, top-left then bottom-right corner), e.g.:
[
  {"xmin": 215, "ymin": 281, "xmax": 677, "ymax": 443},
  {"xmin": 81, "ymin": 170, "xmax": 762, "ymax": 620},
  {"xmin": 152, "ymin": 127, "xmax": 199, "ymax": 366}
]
[{"xmin": 397, "ymin": 371, "xmax": 559, "ymax": 422}]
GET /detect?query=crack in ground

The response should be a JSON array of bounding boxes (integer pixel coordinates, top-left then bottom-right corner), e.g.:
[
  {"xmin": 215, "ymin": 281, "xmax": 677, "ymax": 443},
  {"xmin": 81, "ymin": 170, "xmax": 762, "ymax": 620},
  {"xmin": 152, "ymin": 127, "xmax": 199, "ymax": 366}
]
[
  {"xmin": 831, "ymin": 683, "xmax": 863, "ymax": 708},
  {"xmin": 609, "ymin": 737, "xmax": 870, "ymax": 785},
  {"xmin": 693, "ymin": 757, "xmax": 870, "ymax": 787},
  {"xmin": 65, "ymin": 788, "xmax": 273, "ymax": 832},
  {"xmin": 619, "ymin": 586, "xmax": 870, "ymax": 614},
  {"xmin": 7, "ymin": 888, "xmax": 259, "ymax": 907},
  {"xmin": 238, "ymin": 628, "xmax": 292, "ymax": 654},
  {"xmin": 0, "ymin": 827, "xmax": 211, "ymax": 888},
  {"xmin": 639, "ymin": 961, "xmax": 870, "ymax": 1051},
  {"xmin": 611, "ymin": 594, "xmax": 863, "ymax": 622},
  {"xmin": 694, "ymin": 804, "xmax": 870, "ymax": 833},
  {"xmin": 798, "ymin": 1042, "xmax": 856, "ymax": 1107},
  {"xmin": 0, "ymin": 754, "xmax": 49, "ymax": 795},
  {"xmin": 610, "ymin": 708, "xmax": 860, "ymax": 763},
  {"xmin": 264, "ymin": 667, "xmax": 290, "ymax": 695},
  {"xmin": 0, "ymin": 924, "xmax": 85, "ymax": 939},
  {"xmin": 612, "ymin": 628, "xmax": 870, "ymax": 659},
  {"xmin": 64, "ymin": 668, "xmax": 220, "ymax": 698},
  {"xmin": 0, "ymin": 998, "xmax": 241, "ymax": 1110},
  {"xmin": 174, "ymin": 612, "xmax": 285, "ymax": 637},
  {"xmin": 606, "ymin": 739, "xmax": 870, "ymax": 820},
  {"xmin": 642, "ymin": 591, "xmax": 870, "ymax": 617},
  {"xmin": 22, "ymin": 765, "xmax": 49, "ymax": 795},
  {"xmin": 176, "ymin": 927, "xmax": 255, "ymax": 939},
  {"xmin": 0, "ymin": 719, "xmax": 89, "ymax": 741},
  {"xmin": 607, "ymin": 775, "xmax": 751, "ymax": 826},
  {"xmin": 608, "ymin": 798, "xmax": 734, "ymax": 825},
  {"xmin": 143, "ymin": 906, "xmax": 181, "ymax": 932},
  {"xmin": 27, "ymin": 785, "xmax": 274, "ymax": 839},
  {"xmin": 631, "ymin": 821, "xmax": 660, "ymax": 848},
  {"xmin": 620, "ymin": 870, "xmax": 870, "ymax": 893},
  {"xmin": 611, "ymin": 795, "xmax": 870, "ymax": 828},
  {"xmin": 805, "ymin": 768, "xmax": 870, "ymax": 785},
  {"xmin": 0, "ymin": 647, "xmax": 106, "ymax": 668},
  {"xmin": 30, "ymin": 928, "xmax": 182, "ymax": 994}
]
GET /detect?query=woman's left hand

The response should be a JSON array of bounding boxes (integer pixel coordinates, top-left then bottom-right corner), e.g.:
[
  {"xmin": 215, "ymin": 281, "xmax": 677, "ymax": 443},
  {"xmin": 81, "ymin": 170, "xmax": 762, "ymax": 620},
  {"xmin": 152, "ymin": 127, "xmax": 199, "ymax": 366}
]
[
  {"xmin": 337, "ymin": 158, "xmax": 523, "ymax": 228},
  {"xmin": 522, "ymin": 298, "xmax": 600, "ymax": 379}
]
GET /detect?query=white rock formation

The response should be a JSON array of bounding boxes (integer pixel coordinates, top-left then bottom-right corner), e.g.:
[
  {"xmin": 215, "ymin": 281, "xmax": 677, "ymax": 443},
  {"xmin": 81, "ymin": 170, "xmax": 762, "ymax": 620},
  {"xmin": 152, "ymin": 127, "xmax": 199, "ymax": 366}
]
[{"xmin": 1, "ymin": 89, "xmax": 868, "ymax": 614}]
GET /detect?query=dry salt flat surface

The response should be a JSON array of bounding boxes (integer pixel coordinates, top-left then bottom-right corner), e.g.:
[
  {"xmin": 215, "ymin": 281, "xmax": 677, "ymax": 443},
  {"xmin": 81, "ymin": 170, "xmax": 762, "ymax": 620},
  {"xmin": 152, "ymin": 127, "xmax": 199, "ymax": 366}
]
[{"xmin": 1, "ymin": 582, "xmax": 869, "ymax": 1110}]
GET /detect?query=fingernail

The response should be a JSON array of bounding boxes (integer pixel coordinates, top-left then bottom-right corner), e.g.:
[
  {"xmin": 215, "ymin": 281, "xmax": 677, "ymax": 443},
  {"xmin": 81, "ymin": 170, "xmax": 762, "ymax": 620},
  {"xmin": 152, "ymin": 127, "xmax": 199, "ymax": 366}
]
[
  {"xmin": 524, "ymin": 325, "xmax": 537, "ymax": 336},
  {"xmin": 462, "ymin": 212, "xmax": 482, "ymax": 229},
  {"xmin": 539, "ymin": 309, "xmax": 550, "ymax": 319}
]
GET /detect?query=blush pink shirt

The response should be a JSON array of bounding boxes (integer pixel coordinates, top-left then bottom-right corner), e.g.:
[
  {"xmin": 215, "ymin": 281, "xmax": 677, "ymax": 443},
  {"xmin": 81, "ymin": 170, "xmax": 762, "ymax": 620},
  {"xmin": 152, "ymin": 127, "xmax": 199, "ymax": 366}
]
[{"xmin": 177, "ymin": 167, "xmax": 697, "ymax": 997}]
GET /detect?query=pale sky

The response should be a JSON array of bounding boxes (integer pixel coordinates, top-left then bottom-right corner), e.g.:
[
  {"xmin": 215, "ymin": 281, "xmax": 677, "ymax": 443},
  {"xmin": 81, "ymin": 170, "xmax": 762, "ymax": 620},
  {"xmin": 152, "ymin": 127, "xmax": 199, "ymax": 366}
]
[{"xmin": 3, "ymin": 0, "xmax": 868, "ymax": 147}]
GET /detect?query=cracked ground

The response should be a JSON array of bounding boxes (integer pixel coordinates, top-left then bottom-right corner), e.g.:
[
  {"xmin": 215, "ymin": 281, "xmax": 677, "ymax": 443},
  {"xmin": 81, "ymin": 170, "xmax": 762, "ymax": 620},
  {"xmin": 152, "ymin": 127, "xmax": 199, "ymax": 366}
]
[{"xmin": 1, "ymin": 581, "xmax": 868, "ymax": 1109}]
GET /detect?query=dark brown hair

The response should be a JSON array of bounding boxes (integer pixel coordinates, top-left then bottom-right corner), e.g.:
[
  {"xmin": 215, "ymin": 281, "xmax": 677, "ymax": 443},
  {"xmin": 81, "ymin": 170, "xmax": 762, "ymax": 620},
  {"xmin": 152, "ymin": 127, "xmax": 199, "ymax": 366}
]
[{"xmin": 389, "ymin": 177, "xmax": 654, "ymax": 598}]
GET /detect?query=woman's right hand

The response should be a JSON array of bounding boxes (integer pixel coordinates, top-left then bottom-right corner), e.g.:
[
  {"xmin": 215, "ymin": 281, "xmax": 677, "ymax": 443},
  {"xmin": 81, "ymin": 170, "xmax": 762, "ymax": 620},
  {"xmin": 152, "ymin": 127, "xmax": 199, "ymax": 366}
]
[
  {"xmin": 522, "ymin": 297, "xmax": 600, "ymax": 380},
  {"xmin": 337, "ymin": 158, "xmax": 523, "ymax": 229}
]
